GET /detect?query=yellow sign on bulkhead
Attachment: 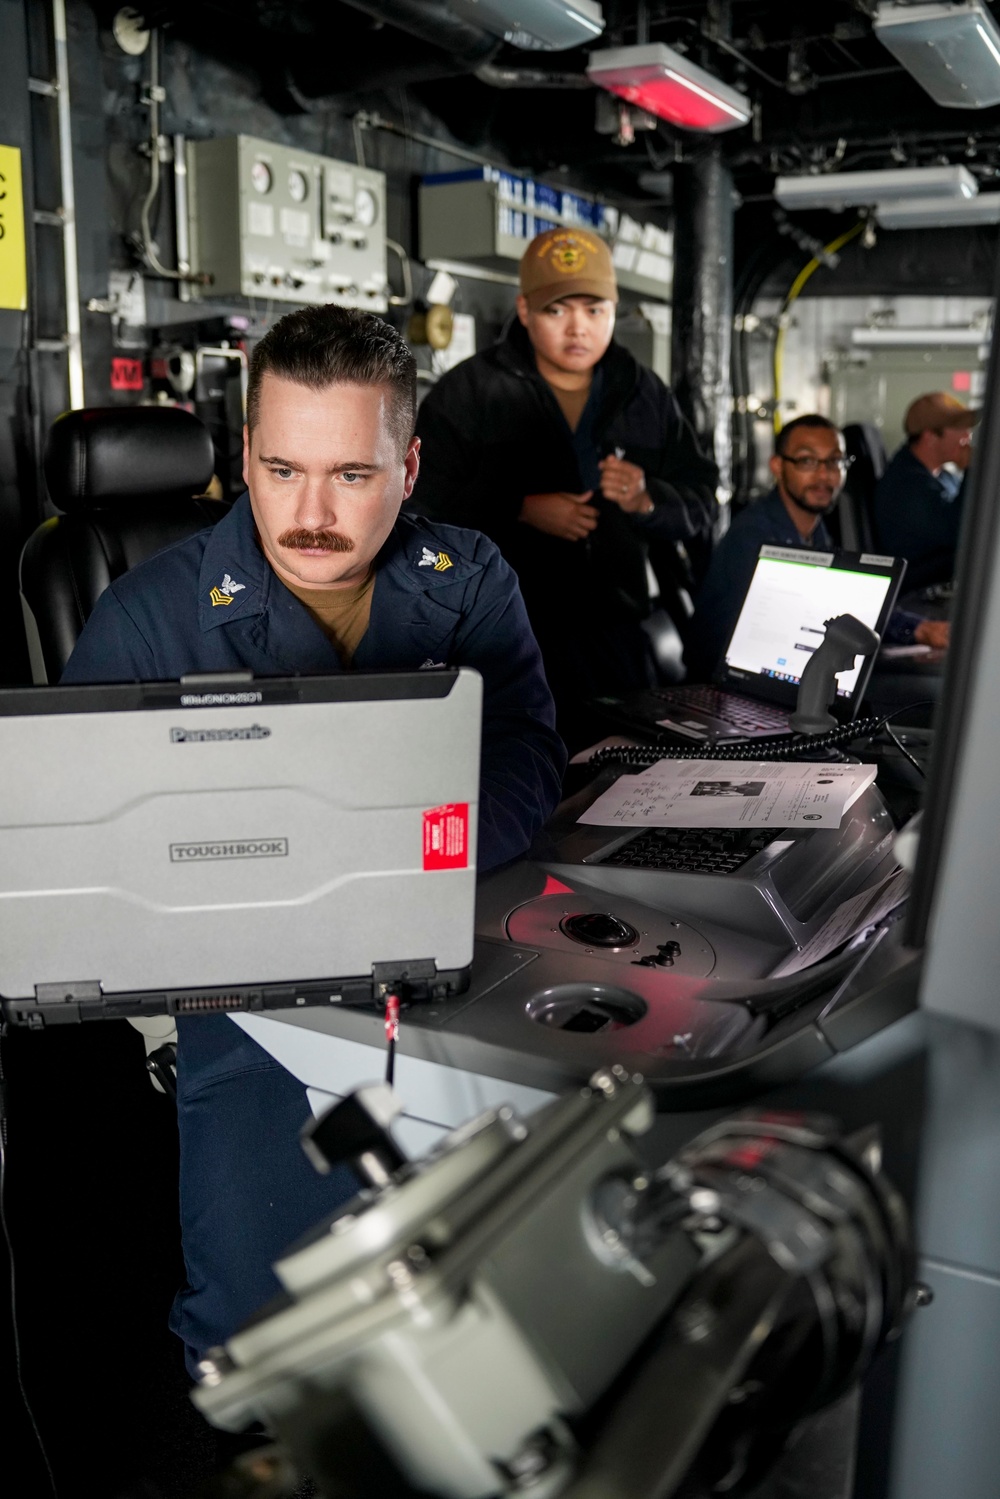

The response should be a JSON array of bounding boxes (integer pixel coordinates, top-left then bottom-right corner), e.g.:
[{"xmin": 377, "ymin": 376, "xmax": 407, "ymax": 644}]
[{"xmin": 0, "ymin": 144, "xmax": 28, "ymax": 312}]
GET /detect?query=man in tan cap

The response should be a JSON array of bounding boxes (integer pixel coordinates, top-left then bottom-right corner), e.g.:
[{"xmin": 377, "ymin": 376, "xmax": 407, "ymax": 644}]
[
  {"xmin": 410, "ymin": 226, "xmax": 717, "ymax": 750},
  {"xmin": 874, "ymin": 391, "xmax": 978, "ymax": 588}
]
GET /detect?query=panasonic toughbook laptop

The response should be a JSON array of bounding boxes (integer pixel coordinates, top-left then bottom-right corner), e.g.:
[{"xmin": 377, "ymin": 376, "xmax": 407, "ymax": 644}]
[
  {"xmin": 0, "ymin": 669, "xmax": 481, "ymax": 1028},
  {"xmin": 608, "ymin": 546, "xmax": 906, "ymax": 742}
]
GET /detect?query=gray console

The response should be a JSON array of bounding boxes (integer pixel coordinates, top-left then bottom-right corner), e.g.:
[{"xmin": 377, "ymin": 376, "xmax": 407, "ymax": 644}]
[{"xmin": 243, "ymin": 781, "xmax": 914, "ymax": 1131}]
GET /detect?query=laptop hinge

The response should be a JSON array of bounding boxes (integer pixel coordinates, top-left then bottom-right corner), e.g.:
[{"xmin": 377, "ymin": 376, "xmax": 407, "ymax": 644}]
[
  {"xmin": 35, "ymin": 980, "xmax": 102, "ymax": 1003},
  {"xmin": 371, "ymin": 959, "xmax": 437, "ymax": 992},
  {"xmin": 179, "ymin": 671, "xmax": 256, "ymax": 687}
]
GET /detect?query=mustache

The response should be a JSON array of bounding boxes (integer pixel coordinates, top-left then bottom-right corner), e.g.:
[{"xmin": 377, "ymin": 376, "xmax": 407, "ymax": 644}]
[{"xmin": 277, "ymin": 528, "xmax": 354, "ymax": 553}]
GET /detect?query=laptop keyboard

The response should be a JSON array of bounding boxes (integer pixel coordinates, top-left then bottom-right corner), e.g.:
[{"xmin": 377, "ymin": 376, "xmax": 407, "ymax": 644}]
[
  {"xmin": 651, "ymin": 685, "xmax": 791, "ymax": 734},
  {"xmin": 598, "ymin": 825, "xmax": 781, "ymax": 875}
]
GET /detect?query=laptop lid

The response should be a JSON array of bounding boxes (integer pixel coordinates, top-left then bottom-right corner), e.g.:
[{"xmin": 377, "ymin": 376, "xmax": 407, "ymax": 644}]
[
  {"xmin": 0, "ymin": 669, "xmax": 481, "ymax": 1026},
  {"xmin": 714, "ymin": 545, "xmax": 906, "ymax": 718}
]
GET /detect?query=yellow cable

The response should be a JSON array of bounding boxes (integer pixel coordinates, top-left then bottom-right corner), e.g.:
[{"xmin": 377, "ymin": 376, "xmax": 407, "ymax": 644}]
[{"xmin": 773, "ymin": 220, "xmax": 865, "ymax": 436}]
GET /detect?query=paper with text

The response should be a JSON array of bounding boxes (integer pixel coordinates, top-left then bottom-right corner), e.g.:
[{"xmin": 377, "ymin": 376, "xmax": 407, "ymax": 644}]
[
  {"xmin": 578, "ymin": 759, "xmax": 878, "ymax": 831},
  {"xmin": 771, "ymin": 868, "xmax": 910, "ymax": 978}
]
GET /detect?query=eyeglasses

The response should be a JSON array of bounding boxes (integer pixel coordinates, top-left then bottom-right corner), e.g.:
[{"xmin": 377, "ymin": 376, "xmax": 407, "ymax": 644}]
[{"xmin": 779, "ymin": 454, "xmax": 855, "ymax": 473}]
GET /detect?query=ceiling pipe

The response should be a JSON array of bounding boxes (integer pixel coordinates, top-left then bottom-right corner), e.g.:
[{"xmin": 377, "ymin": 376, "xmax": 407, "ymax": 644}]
[
  {"xmin": 280, "ymin": 0, "xmax": 503, "ymax": 106},
  {"xmin": 336, "ymin": 0, "xmax": 499, "ymax": 64},
  {"xmin": 672, "ymin": 145, "xmax": 736, "ymax": 507},
  {"xmin": 338, "ymin": 0, "xmax": 593, "ymax": 90},
  {"xmin": 283, "ymin": 49, "xmax": 484, "ymax": 104},
  {"xmin": 474, "ymin": 61, "xmax": 592, "ymax": 88}
]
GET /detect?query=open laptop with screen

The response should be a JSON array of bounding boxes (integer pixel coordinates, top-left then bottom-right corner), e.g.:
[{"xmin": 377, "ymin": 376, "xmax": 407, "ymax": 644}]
[
  {"xmin": 0, "ymin": 669, "xmax": 481, "ymax": 1028},
  {"xmin": 616, "ymin": 545, "xmax": 905, "ymax": 742}
]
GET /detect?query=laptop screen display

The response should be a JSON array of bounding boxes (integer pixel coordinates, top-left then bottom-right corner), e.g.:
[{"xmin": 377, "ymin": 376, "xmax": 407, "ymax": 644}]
[{"xmin": 723, "ymin": 547, "xmax": 899, "ymax": 700}]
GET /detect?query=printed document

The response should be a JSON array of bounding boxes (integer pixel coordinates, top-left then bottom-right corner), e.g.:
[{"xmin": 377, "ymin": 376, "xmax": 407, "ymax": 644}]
[
  {"xmin": 771, "ymin": 867, "xmax": 910, "ymax": 978},
  {"xmin": 578, "ymin": 759, "xmax": 878, "ymax": 831}
]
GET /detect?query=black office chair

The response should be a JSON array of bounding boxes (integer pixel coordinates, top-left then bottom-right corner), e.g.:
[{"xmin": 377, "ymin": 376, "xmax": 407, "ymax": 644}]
[
  {"xmin": 646, "ymin": 535, "xmax": 712, "ymax": 683},
  {"xmin": 20, "ymin": 404, "xmax": 222, "ymax": 684},
  {"xmin": 837, "ymin": 422, "xmax": 888, "ymax": 552},
  {"xmin": 20, "ymin": 405, "xmax": 224, "ymax": 1092}
]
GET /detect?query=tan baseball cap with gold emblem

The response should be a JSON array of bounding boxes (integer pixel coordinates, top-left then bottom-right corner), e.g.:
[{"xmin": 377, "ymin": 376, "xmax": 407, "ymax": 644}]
[{"xmin": 519, "ymin": 227, "xmax": 618, "ymax": 311}]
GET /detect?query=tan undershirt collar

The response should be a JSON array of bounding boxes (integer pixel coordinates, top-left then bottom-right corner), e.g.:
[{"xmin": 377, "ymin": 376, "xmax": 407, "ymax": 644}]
[
  {"xmin": 282, "ymin": 570, "xmax": 375, "ymax": 668},
  {"xmin": 544, "ymin": 373, "xmax": 593, "ymax": 434}
]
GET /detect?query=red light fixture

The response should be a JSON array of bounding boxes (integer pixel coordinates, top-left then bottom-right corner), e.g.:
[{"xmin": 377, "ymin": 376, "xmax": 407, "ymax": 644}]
[{"xmin": 586, "ymin": 42, "xmax": 751, "ymax": 134}]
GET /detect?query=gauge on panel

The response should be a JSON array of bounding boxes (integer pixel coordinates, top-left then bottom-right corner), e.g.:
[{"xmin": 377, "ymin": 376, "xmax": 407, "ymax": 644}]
[
  {"xmin": 353, "ymin": 186, "xmax": 378, "ymax": 227},
  {"xmin": 288, "ymin": 168, "xmax": 309, "ymax": 203},
  {"xmin": 250, "ymin": 160, "xmax": 273, "ymax": 195}
]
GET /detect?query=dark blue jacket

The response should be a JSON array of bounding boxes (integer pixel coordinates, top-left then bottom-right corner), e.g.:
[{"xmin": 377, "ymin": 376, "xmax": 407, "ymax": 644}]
[
  {"xmin": 62, "ymin": 493, "xmax": 566, "ymax": 870},
  {"xmin": 874, "ymin": 444, "xmax": 964, "ymax": 588},
  {"xmin": 685, "ymin": 491, "xmax": 832, "ymax": 681},
  {"xmin": 61, "ymin": 494, "xmax": 567, "ymax": 1371},
  {"xmin": 685, "ymin": 489, "xmax": 922, "ymax": 682},
  {"xmin": 410, "ymin": 320, "xmax": 717, "ymax": 734}
]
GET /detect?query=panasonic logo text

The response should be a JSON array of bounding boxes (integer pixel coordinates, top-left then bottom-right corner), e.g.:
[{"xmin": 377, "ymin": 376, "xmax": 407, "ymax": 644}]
[
  {"xmin": 170, "ymin": 838, "xmax": 288, "ymax": 863},
  {"xmin": 170, "ymin": 724, "xmax": 271, "ymax": 743}
]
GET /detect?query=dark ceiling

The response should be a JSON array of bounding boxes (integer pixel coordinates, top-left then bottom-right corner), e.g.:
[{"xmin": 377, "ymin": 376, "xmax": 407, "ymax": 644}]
[{"xmin": 115, "ymin": 1, "xmax": 1000, "ymax": 203}]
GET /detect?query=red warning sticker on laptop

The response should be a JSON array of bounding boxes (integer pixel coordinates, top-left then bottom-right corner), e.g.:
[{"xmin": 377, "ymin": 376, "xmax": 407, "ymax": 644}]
[{"xmin": 423, "ymin": 803, "xmax": 469, "ymax": 870}]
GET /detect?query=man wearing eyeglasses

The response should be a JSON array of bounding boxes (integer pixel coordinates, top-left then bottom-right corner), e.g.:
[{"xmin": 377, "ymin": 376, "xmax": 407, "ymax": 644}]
[{"xmin": 684, "ymin": 414, "xmax": 948, "ymax": 681}]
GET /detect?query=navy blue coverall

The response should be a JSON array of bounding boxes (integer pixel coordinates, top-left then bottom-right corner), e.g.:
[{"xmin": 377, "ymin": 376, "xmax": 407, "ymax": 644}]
[{"xmin": 874, "ymin": 443, "xmax": 964, "ymax": 589}]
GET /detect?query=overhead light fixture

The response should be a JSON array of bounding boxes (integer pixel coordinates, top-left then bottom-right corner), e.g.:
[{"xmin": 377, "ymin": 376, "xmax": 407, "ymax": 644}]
[
  {"xmin": 774, "ymin": 165, "xmax": 979, "ymax": 212},
  {"xmin": 874, "ymin": 192, "xmax": 1000, "ymax": 228},
  {"xmin": 851, "ymin": 326, "xmax": 989, "ymax": 345},
  {"xmin": 450, "ymin": 0, "xmax": 605, "ymax": 51},
  {"xmin": 874, "ymin": 1, "xmax": 1000, "ymax": 109},
  {"xmin": 586, "ymin": 43, "xmax": 751, "ymax": 133}
]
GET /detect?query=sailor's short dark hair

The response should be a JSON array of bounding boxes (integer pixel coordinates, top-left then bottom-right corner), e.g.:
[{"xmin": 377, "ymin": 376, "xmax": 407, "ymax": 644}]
[
  {"xmin": 774, "ymin": 414, "xmax": 841, "ymax": 455},
  {"xmin": 246, "ymin": 304, "xmax": 416, "ymax": 456}
]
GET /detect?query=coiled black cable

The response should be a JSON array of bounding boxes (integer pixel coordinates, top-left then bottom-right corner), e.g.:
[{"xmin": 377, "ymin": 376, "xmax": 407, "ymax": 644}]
[{"xmin": 587, "ymin": 703, "xmax": 934, "ymax": 770}]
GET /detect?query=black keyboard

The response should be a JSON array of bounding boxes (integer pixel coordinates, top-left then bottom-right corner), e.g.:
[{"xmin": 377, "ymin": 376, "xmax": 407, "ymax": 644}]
[
  {"xmin": 652, "ymin": 685, "xmax": 791, "ymax": 734},
  {"xmin": 598, "ymin": 825, "xmax": 782, "ymax": 875}
]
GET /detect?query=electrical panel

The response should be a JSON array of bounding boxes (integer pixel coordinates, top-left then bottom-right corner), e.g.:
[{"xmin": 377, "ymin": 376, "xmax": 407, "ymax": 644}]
[
  {"xmin": 186, "ymin": 135, "xmax": 388, "ymax": 310},
  {"xmin": 419, "ymin": 168, "xmax": 672, "ymax": 302}
]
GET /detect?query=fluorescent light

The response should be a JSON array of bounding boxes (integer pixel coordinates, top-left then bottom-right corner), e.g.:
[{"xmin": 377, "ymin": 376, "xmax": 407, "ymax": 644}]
[
  {"xmin": 851, "ymin": 327, "xmax": 989, "ymax": 346},
  {"xmin": 586, "ymin": 43, "xmax": 751, "ymax": 133},
  {"xmin": 775, "ymin": 165, "xmax": 978, "ymax": 212},
  {"xmin": 875, "ymin": 193, "xmax": 1000, "ymax": 228},
  {"xmin": 874, "ymin": 1, "xmax": 1000, "ymax": 109},
  {"xmin": 979, "ymin": 20, "xmax": 1000, "ymax": 70}
]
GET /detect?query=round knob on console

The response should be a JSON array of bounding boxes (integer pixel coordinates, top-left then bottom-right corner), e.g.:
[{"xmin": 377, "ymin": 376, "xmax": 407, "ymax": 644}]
[{"xmin": 559, "ymin": 913, "xmax": 639, "ymax": 949}]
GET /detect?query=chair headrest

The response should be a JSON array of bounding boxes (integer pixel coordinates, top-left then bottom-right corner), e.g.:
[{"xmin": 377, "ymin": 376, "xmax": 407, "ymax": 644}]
[
  {"xmin": 44, "ymin": 406, "xmax": 216, "ymax": 513},
  {"xmin": 843, "ymin": 421, "xmax": 888, "ymax": 471}
]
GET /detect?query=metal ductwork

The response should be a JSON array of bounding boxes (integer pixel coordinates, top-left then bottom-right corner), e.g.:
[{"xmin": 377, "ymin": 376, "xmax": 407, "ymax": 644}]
[
  {"xmin": 283, "ymin": 0, "xmax": 594, "ymax": 104},
  {"xmin": 336, "ymin": 0, "xmax": 500, "ymax": 64},
  {"xmin": 452, "ymin": 0, "xmax": 605, "ymax": 51},
  {"xmin": 281, "ymin": 0, "xmax": 500, "ymax": 106}
]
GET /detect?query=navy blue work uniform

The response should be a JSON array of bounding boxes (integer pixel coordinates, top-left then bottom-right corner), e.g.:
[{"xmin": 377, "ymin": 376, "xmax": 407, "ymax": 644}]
[
  {"xmin": 684, "ymin": 491, "xmax": 832, "ymax": 681},
  {"xmin": 685, "ymin": 489, "xmax": 925, "ymax": 683},
  {"xmin": 874, "ymin": 443, "xmax": 964, "ymax": 589},
  {"xmin": 62, "ymin": 493, "xmax": 565, "ymax": 1370},
  {"xmin": 411, "ymin": 319, "xmax": 716, "ymax": 749}
]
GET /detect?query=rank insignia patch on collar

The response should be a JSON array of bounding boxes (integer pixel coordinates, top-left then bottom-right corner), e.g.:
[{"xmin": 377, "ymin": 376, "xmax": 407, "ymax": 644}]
[
  {"xmin": 418, "ymin": 546, "xmax": 453, "ymax": 572},
  {"xmin": 209, "ymin": 573, "xmax": 247, "ymax": 607}
]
